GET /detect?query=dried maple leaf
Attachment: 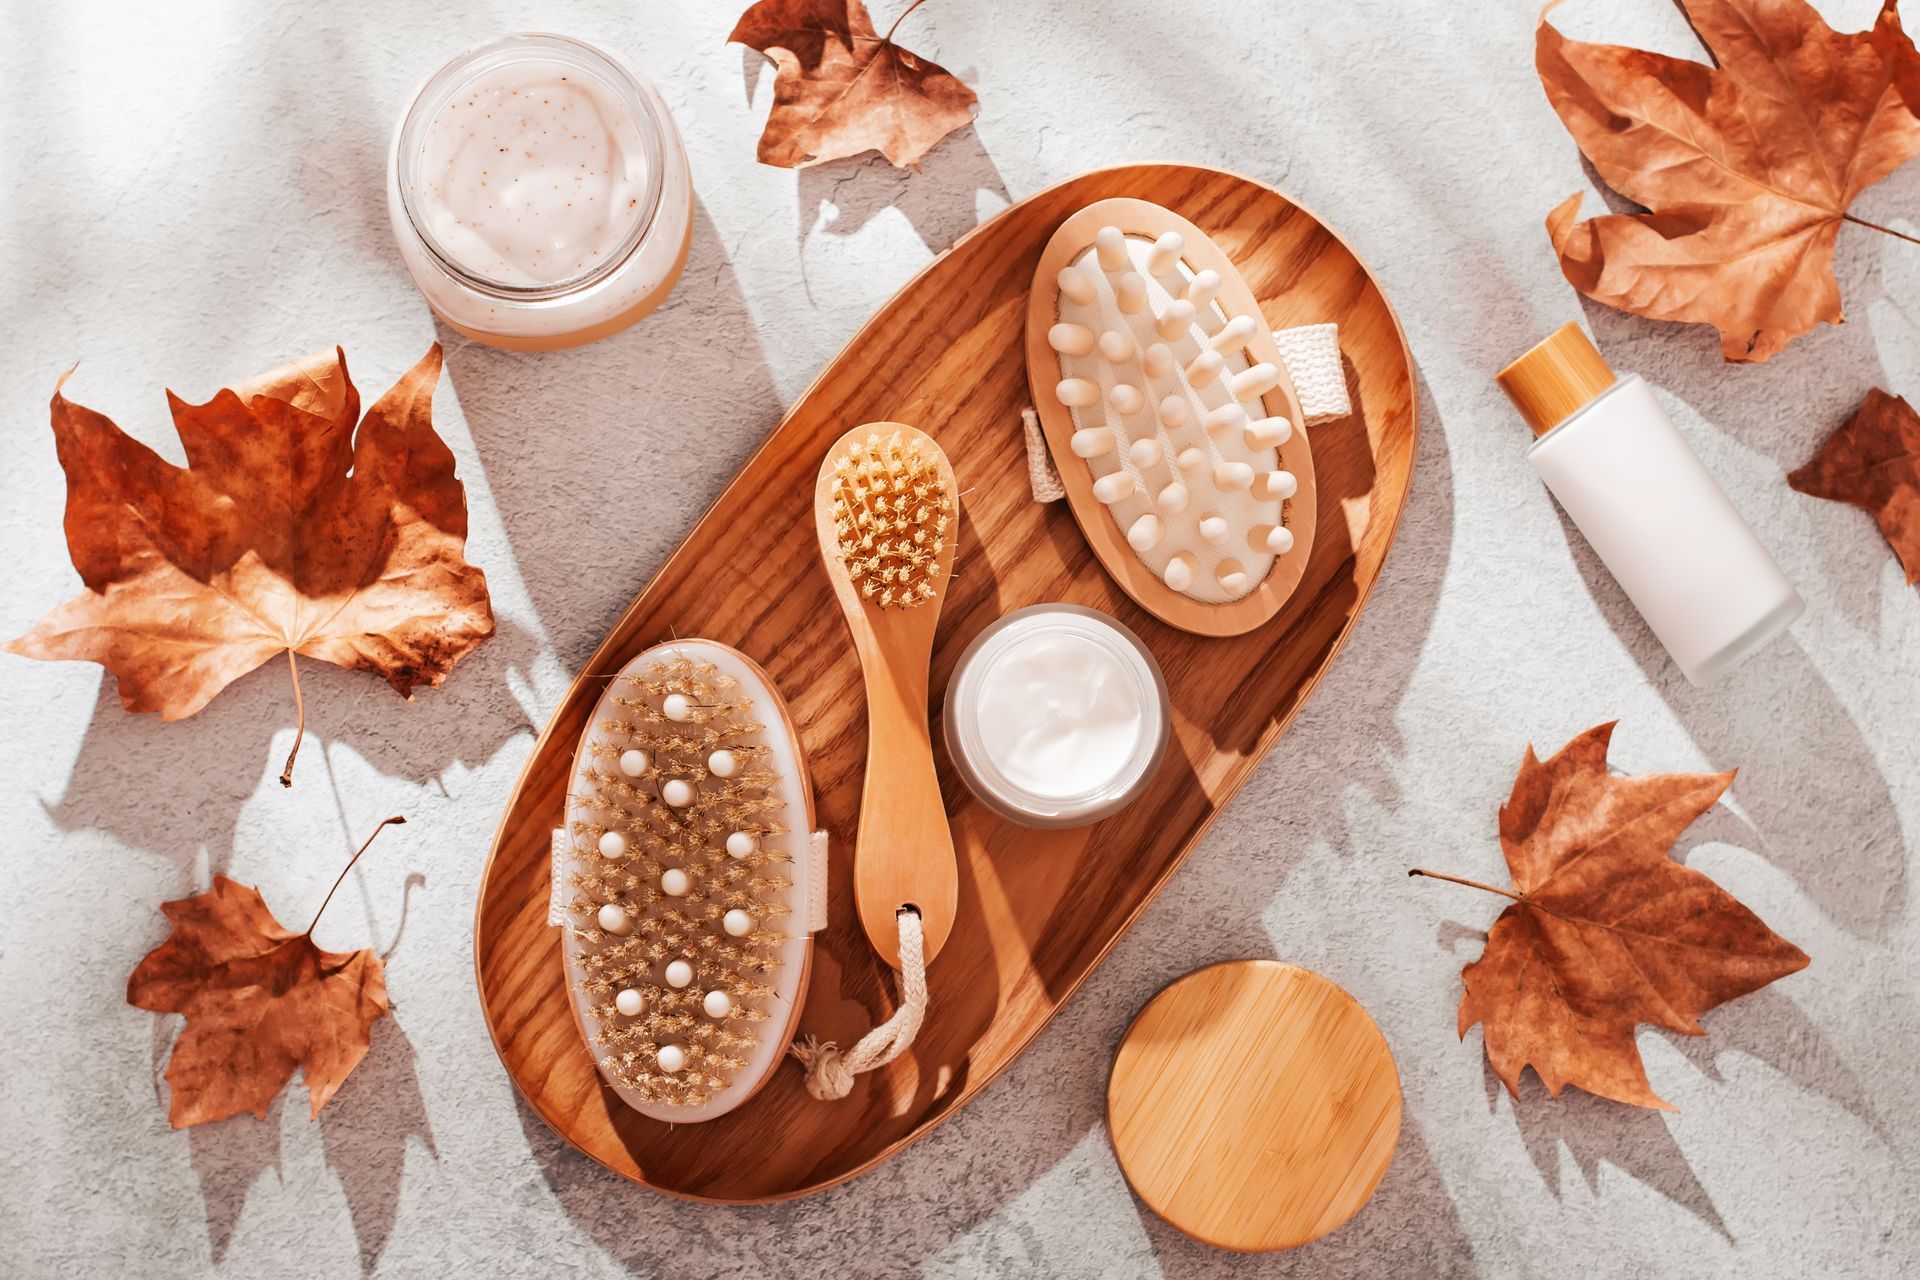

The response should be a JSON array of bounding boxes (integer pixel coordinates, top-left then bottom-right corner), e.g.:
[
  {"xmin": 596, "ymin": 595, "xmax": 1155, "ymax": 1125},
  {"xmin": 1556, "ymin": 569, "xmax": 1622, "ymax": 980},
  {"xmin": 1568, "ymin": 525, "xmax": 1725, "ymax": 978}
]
[
  {"xmin": 1790, "ymin": 387, "xmax": 1920, "ymax": 581},
  {"xmin": 1538, "ymin": 0, "xmax": 1920, "ymax": 362},
  {"xmin": 730, "ymin": 0, "xmax": 977, "ymax": 168},
  {"xmin": 128, "ymin": 817, "xmax": 404, "ymax": 1128},
  {"xmin": 7, "ymin": 344, "xmax": 494, "ymax": 785},
  {"xmin": 1412, "ymin": 723, "xmax": 1808, "ymax": 1110}
]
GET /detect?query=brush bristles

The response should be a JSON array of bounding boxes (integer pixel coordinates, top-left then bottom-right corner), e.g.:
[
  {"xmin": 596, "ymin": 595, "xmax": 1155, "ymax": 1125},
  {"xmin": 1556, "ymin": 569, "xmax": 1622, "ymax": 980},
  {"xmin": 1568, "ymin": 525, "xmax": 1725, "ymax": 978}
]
[
  {"xmin": 566, "ymin": 655, "xmax": 790, "ymax": 1108},
  {"xmin": 829, "ymin": 432, "xmax": 952, "ymax": 609}
]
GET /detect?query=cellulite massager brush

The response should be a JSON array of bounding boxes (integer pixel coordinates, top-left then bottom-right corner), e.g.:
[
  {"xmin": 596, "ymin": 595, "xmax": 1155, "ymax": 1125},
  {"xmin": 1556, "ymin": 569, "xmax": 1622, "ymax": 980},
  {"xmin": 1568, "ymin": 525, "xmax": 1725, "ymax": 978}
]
[
  {"xmin": 1026, "ymin": 198, "xmax": 1318, "ymax": 635},
  {"xmin": 555, "ymin": 639, "xmax": 824, "ymax": 1122},
  {"xmin": 814, "ymin": 423, "xmax": 961, "ymax": 970}
]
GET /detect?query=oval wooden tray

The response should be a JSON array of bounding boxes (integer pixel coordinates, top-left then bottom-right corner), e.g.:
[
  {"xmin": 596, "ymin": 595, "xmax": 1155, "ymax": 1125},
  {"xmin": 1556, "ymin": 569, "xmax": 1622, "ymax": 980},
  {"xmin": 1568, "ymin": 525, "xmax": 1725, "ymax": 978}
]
[{"xmin": 474, "ymin": 163, "xmax": 1418, "ymax": 1203}]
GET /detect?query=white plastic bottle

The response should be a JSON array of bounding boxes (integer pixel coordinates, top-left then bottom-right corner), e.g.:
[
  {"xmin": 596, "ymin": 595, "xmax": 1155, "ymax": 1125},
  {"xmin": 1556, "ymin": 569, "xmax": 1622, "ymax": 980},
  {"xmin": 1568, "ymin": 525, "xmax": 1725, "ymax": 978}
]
[{"xmin": 1497, "ymin": 323, "xmax": 1803, "ymax": 684}]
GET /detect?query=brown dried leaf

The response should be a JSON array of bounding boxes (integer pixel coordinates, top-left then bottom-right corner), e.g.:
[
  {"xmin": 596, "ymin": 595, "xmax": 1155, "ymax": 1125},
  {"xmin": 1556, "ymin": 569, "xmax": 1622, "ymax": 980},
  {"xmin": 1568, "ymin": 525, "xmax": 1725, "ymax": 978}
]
[
  {"xmin": 1789, "ymin": 387, "xmax": 1920, "ymax": 581},
  {"xmin": 7, "ymin": 345, "xmax": 494, "ymax": 782},
  {"xmin": 1416, "ymin": 723, "xmax": 1808, "ymax": 1110},
  {"xmin": 1538, "ymin": 0, "xmax": 1920, "ymax": 362},
  {"xmin": 128, "ymin": 873, "xmax": 388, "ymax": 1128},
  {"xmin": 730, "ymin": 0, "xmax": 977, "ymax": 169}
]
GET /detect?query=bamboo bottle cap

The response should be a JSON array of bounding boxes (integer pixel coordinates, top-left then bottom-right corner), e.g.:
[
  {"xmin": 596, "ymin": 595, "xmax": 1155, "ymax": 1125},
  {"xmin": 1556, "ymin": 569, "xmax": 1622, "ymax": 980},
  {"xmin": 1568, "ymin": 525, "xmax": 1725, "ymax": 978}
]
[{"xmin": 1497, "ymin": 322, "xmax": 1616, "ymax": 436}]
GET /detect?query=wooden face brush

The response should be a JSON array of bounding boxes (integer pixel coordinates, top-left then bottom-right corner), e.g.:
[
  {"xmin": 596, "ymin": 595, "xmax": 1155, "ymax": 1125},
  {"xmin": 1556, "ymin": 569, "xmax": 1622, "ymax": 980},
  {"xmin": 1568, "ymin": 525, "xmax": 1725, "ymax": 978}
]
[{"xmin": 814, "ymin": 423, "xmax": 961, "ymax": 969}]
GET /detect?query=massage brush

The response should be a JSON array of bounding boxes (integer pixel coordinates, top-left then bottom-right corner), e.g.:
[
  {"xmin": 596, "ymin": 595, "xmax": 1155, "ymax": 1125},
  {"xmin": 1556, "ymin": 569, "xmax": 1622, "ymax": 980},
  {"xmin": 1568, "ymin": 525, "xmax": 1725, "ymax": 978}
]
[
  {"xmin": 555, "ymin": 639, "xmax": 824, "ymax": 1122},
  {"xmin": 814, "ymin": 423, "xmax": 961, "ymax": 970},
  {"xmin": 1026, "ymin": 198, "xmax": 1318, "ymax": 636}
]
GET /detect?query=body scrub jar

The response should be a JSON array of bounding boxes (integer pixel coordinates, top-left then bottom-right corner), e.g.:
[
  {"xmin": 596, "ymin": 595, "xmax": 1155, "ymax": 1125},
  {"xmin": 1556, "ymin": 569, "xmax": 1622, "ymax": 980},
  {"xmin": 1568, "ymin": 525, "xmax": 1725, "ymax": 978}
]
[
  {"xmin": 945, "ymin": 605, "xmax": 1170, "ymax": 828},
  {"xmin": 387, "ymin": 33, "xmax": 693, "ymax": 350}
]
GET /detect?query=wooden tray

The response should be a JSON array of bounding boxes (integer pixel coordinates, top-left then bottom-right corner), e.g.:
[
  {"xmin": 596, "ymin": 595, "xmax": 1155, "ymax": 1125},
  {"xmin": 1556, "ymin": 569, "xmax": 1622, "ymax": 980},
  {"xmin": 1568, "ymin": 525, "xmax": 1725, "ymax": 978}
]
[{"xmin": 474, "ymin": 163, "xmax": 1418, "ymax": 1202}]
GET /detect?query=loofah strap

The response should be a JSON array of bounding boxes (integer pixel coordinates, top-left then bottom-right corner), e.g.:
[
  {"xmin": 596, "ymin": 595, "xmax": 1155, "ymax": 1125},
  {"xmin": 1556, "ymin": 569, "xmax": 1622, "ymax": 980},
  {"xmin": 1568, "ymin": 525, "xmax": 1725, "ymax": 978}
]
[
  {"xmin": 547, "ymin": 828, "xmax": 569, "ymax": 927},
  {"xmin": 1270, "ymin": 323, "xmax": 1350, "ymax": 422},
  {"xmin": 807, "ymin": 830, "xmax": 830, "ymax": 932},
  {"xmin": 789, "ymin": 908, "xmax": 929, "ymax": 1100},
  {"xmin": 1022, "ymin": 409, "xmax": 1067, "ymax": 502},
  {"xmin": 1024, "ymin": 321, "xmax": 1346, "ymax": 502}
]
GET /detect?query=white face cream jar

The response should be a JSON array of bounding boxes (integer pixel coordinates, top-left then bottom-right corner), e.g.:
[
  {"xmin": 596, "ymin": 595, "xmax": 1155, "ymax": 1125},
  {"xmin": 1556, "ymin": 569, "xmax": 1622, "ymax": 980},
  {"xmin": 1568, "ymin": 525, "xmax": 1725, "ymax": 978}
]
[
  {"xmin": 944, "ymin": 604, "xmax": 1170, "ymax": 828},
  {"xmin": 387, "ymin": 33, "xmax": 693, "ymax": 351}
]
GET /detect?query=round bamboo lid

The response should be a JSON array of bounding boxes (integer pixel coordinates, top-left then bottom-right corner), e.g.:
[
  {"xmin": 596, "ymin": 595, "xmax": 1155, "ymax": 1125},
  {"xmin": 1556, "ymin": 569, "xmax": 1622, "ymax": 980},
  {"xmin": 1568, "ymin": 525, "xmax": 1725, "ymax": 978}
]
[{"xmin": 1106, "ymin": 960, "xmax": 1401, "ymax": 1252}]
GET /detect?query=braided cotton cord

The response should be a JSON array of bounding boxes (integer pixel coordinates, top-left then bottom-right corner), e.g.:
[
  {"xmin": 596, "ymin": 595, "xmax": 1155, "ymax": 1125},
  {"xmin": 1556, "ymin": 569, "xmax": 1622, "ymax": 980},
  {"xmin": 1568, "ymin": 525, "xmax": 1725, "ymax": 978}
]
[
  {"xmin": 1026, "ymin": 322, "xmax": 1346, "ymax": 502},
  {"xmin": 790, "ymin": 908, "xmax": 929, "ymax": 1100}
]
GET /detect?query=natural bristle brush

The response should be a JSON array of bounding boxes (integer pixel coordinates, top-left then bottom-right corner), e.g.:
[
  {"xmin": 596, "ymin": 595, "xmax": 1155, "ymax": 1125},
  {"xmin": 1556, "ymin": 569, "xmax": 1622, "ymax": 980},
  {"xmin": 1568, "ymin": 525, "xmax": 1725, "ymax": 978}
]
[
  {"xmin": 554, "ymin": 639, "xmax": 825, "ymax": 1122},
  {"xmin": 814, "ymin": 423, "xmax": 961, "ymax": 971},
  {"xmin": 1025, "ymin": 197, "xmax": 1319, "ymax": 636}
]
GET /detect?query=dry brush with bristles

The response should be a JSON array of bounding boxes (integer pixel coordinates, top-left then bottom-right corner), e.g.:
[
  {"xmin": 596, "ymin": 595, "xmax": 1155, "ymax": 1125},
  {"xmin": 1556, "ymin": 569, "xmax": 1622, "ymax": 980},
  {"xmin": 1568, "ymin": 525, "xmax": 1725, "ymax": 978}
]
[{"xmin": 565, "ymin": 654, "xmax": 794, "ymax": 1108}]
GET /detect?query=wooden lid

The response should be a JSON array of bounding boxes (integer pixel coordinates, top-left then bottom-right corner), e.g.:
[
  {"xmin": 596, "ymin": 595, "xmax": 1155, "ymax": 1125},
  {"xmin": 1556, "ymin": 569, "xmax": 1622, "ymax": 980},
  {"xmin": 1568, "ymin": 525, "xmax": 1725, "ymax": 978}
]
[
  {"xmin": 1496, "ymin": 321, "xmax": 1615, "ymax": 436},
  {"xmin": 1106, "ymin": 960, "xmax": 1401, "ymax": 1252}
]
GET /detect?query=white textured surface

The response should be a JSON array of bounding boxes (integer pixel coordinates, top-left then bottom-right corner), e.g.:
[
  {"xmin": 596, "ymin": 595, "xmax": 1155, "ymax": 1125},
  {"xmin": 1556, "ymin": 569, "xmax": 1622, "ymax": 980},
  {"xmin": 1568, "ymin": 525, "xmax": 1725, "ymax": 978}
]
[{"xmin": 2, "ymin": 1, "xmax": 1917, "ymax": 1277}]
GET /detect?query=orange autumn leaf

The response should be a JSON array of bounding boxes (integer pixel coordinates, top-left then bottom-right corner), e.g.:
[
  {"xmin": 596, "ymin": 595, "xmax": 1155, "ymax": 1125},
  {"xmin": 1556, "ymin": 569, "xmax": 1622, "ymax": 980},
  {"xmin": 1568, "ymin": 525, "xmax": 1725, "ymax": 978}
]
[
  {"xmin": 7, "ymin": 344, "xmax": 494, "ymax": 784},
  {"xmin": 1789, "ymin": 387, "xmax": 1920, "ymax": 582},
  {"xmin": 1537, "ymin": 0, "xmax": 1920, "ymax": 362},
  {"xmin": 730, "ymin": 0, "xmax": 977, "ymax": 169},
  {"xmin": 1413, "ymin": 723, "xmax": 1808, "ymax": 1110},
  {"xmin": 127, "ymin": 818, "xmax": 404, "ymax": 1128}
]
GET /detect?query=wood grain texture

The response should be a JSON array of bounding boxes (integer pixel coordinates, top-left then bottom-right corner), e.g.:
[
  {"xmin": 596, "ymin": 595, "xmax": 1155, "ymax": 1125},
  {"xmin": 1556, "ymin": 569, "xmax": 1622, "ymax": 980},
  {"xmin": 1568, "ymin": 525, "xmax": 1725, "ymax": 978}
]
[
  {"xmin": 1107, "ymin": 961, "xmax": 1402, "ymax": 1252},
  {"xmin": 473, "ymin": 164, "xmax": 1419, "ymax": 1202},
  {"xmin": 1026, "ymin": 198, "xmax": 1317, "ymax": 635},
  {"xmin": 813, "ymin": 422, "xmax": 961, "ymax": 968}
]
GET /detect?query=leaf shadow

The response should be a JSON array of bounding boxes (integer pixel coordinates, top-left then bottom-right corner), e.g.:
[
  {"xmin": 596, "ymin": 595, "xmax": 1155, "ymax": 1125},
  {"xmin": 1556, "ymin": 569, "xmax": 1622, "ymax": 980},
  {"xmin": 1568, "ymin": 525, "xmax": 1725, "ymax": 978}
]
[
  {"xmin": 1651, "ymin": 986, "xmax": 1889, "ymax": 1147},
  {"xmin": 793, "ymin": 126, "xmax": 1009, "ymax": 256},
  {"xmin": 186, "ymin": 1092, "xmax": 285, "ymax": 1264},
  {"xmin": 1551, "ymin": 504, "xmax": 1907, "ymax": 941},
  {"xmin": 35, "ymin": 611, "xmax": 541, "ymax": 876},
  {"xmin": 1435, "ymin": 919, "xmax": 1488, "ymax": 954},
  {"xmin": 287, "ymin": 610, "xmax": 544, "ymax": 788},
  {"xmin": 1489, "ymin": 1061, "xmax": 1733, "ymax": 1242},
  {"xmin": 318, "ymin": 1018, "xmax": 437, "ymax": 1275},
  {"xmin": 378, "ymin": 871, "xmax": 428, "ymax": 961}
]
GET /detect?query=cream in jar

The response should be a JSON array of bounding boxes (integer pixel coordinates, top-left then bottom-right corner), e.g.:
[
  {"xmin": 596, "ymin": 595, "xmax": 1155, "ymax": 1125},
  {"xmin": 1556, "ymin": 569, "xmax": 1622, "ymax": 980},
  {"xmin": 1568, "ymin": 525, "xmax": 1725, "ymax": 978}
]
[
  {"xmin": 945, "ymin": 605, "xmax": 1170, "ymax": 827},
  {"xmin": 411, "ymin": 59, "xmax": 648, "ymax": 286},
  {"xmin": 388, "ymin": 34, "xmax": 693, "ymax": 350}
]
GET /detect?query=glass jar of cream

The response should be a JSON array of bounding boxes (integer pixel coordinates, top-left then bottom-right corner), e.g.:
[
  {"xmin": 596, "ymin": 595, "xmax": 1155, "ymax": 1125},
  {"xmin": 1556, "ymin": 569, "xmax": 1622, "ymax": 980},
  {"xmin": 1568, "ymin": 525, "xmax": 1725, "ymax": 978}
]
[
  {"xmin": 387, "ymin": 33, "xmax": 693, "ymax": 351},
  {"xmin": 944, "ymin": 604, "xmax": 1170, "ymax": 828}
]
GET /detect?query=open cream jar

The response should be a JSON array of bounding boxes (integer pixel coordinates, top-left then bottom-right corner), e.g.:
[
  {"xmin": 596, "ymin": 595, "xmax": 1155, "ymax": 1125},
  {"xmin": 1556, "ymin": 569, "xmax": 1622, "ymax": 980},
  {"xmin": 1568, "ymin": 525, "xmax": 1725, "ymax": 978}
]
[
  {"xmin": 387, "ymin": 33, "xmax": 693, "ymax": 350},
  {"xmin": 944, "ymin": 604, "xmax": 1170, "ymax": 828}
]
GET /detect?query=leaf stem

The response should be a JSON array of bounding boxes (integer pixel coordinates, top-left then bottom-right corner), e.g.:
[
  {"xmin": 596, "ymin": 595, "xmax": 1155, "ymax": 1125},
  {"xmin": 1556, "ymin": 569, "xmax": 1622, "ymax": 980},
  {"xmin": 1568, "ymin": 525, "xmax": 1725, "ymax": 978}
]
[
  {"xmin": 307, "ymin": 816, "xmax": 407, "ymax": 937},
  {"xmin": 279, "ymin": 649, "xmax": 304, "ymax": 788},
  {"xmin": 883, "ymin": 0, "xmax": 931, "ymax": 44},
  {"xmin": 1843, "ymin": 213, "xmax": 1920, "ymax": 247},
  {"xmin": 1407, "ymin": 868, "xmax": 1524, "ymax": 902}
]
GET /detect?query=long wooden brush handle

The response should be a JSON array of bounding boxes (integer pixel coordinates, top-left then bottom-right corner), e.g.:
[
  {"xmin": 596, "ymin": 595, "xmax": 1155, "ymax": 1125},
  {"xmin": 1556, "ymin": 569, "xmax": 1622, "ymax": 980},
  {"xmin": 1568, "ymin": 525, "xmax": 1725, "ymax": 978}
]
[{"xmin": 852, "ymin": 635, "xmax": 957, "ymax": 969}]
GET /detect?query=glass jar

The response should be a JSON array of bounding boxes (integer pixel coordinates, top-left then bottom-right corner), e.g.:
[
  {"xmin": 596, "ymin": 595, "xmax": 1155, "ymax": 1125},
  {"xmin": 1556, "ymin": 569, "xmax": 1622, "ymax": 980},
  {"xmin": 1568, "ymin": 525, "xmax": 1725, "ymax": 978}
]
[
  {"xmin": 944, "ymin": 604, "xmax": 1171, "ymax": 828},
  {"xmin": 386, "ymin": 33, "xmax": 693, "ymax": 351}
]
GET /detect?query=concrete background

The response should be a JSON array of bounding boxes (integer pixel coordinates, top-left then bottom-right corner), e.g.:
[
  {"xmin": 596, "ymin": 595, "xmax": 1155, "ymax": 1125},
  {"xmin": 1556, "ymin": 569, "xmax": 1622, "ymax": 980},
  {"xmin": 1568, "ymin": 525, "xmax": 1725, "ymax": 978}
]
[{"xmin": 2, "ymin": 1, "xmax": 1916, "ymax": 1276}]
